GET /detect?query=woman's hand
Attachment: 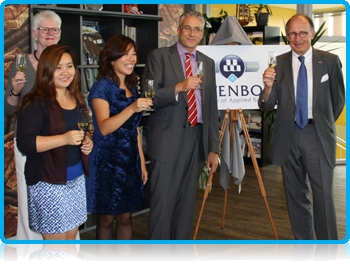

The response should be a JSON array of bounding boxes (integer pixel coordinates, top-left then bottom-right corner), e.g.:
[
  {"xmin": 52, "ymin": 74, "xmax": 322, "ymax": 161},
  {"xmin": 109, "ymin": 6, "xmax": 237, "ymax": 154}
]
[
  {"xmin": 141, "ymin": 163, "xmax": 148, "ymax": 185},
  {"xmin": 132, "ymin": 98, "xmax": 153, "ymax": 113},
  {"xmin": 11, "ymin": 71, "xmax": 26, "ymax": 94},
  {"xmin": 81, "ymin": 136, "xmax": 93, "ymax": 155},
  {"xmin": 64, "ymin": 130, "xmax": 84, "ymax": 145}
]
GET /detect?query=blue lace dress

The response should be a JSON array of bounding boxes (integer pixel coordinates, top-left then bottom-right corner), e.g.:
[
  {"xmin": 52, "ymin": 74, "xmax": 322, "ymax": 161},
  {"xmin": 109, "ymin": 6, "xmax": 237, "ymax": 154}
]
[{"xmin": 86, "ymin": 77, "xmax": 144, "ymax": 215}]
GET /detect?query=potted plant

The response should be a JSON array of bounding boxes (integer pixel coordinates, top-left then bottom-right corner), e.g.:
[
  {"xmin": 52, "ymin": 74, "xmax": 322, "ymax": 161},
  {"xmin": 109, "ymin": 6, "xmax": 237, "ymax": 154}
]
[
  {"xmin": 203, "ymin": 9, "xmax": 228, "ymax": 40},
  {"xmin": 248, "ymin": 4, "xmax": 273, "ymax": 26}
]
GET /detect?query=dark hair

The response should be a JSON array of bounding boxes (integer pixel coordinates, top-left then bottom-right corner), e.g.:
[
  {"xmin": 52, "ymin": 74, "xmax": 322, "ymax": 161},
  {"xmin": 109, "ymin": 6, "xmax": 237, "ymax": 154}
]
[
  {"xmin": 19, "ymin": 45, "xmax": 85, "ymax": 110},
  {"xmin": 97, "ymin": 35, "xmax": 138, "ymax": 90},
  {"xmin": 285, "ymin": 14, "xmax": 315, "ymax": 33}
]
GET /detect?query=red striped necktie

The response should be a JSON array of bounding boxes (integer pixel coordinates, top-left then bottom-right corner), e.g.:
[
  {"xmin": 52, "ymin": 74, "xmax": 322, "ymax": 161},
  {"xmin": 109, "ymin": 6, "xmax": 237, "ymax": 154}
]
[{"xmin": 185, "ymin": 53, "xmax": 197, "ymax": 126}]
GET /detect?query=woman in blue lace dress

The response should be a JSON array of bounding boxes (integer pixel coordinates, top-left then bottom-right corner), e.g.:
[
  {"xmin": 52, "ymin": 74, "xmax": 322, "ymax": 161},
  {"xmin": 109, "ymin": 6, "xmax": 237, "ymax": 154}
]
[{"xmin": 86, "ymin": 35, "xmax": 152, "ymax": 240}]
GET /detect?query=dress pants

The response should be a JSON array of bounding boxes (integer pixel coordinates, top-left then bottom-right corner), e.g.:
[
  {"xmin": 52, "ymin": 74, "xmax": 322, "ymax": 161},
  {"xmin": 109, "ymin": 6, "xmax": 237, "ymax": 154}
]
[
  {"xmin": 148, "ymin": 124, "xmax": 205, "ymax": 240},
  {"xmin": 281, "ymin": 124, "xmax": 338, "ymax": 240}
]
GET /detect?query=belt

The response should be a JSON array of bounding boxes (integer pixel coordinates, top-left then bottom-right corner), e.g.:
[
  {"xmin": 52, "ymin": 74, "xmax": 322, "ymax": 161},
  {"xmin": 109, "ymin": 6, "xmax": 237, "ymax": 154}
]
[
  {"xmin": 295, "ymin": 119, "xmax": 314, "ymax": 124},
  {"xmin": 187, "ymin": 122, "xmax": 202, "ymax": 127}
]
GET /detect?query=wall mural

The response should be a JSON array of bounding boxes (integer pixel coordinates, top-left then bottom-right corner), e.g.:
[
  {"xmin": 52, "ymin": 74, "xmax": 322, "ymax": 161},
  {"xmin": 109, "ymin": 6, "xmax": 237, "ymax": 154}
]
[
  {"xmin": 159, "ymin": 4, "xmax": 183, "ymax": 48},
  {"xmin": 4, "ymin": 4, "xmax": 30, "ymax": 239}
]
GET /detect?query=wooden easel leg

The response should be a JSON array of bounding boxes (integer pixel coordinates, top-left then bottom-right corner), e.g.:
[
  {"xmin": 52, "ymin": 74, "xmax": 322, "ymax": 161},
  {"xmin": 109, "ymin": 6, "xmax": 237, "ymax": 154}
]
[
  {"xmin": 238, "ymin": 109, "xmax": 278, "ymax": 240},
  {"xmin": 221, "ymin": 188, "xmax": 228, "ymax": 229}
]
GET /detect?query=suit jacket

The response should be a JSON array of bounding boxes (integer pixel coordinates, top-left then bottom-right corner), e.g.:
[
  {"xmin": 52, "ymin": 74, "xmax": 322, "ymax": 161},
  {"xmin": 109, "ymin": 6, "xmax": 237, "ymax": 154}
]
[
  {"xmin": 258, "ymin": 48, "xmax": 345, "ymax": 168},
  {"xmin": 142, "ymin": 43, "xmax": 219, "ymax": 162}
]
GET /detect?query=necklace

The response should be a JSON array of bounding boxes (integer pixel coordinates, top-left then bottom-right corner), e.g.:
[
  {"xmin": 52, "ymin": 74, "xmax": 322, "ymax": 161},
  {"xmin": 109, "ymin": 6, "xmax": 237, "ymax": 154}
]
[
  {"xmin": 33, "ymin": 50, "xmax": 39, "ymax": 61},
  {"xmin": 57, "ymin": 91, "xmax": 68, "ymax": 102}
]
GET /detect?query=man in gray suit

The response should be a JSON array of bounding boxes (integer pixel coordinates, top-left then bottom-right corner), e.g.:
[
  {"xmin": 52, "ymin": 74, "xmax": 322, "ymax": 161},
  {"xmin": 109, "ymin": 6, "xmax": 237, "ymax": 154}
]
[
  {"xmin": 142, "ymin": 9, "xmax": 219, "ymax": 240},
  {"xmin": 259, "ymin": 14, "xmax": 345, "ymax": 240}
]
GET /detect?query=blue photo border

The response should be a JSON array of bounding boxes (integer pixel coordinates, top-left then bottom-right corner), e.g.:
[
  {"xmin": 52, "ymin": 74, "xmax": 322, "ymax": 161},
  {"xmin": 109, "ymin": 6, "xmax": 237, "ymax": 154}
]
[{"xmin": 0, "ymin": 0, "xmax": 349, "ymax": 249}]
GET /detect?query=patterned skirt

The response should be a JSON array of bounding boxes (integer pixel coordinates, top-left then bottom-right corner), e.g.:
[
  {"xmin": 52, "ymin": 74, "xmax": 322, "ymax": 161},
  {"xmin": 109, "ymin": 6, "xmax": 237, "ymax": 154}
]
[{"xmin": 27, "ymin": 175, "xmax": 87, "ymax": 234}]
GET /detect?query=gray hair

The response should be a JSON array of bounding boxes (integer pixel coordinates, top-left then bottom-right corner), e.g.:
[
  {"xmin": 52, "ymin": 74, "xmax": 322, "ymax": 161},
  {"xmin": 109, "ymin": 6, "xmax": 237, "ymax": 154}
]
[
  {"xmin": 32, "ymin": 10, "xmax": 62, "ymax": 35},
  {"xmin": 285, "ymin": 13, "xmax": 314, "ymax": 33},
  {"xmin": 179, "ymin": 9, "xmax": 205, "ymax": 30}
]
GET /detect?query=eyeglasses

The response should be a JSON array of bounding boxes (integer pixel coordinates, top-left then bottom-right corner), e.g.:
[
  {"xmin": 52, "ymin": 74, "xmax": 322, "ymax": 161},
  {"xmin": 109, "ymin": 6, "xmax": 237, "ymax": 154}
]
[
  {"xmin": 287, "ymin": 31, "xmax": 310, "ymax": 39},
  {"xmin": 180, "ymin": 26, "xmax": 203, "ymax": 34},
  {"xmin": 37, "ymin": 27, "xmax": 60, "ymax": 34}
]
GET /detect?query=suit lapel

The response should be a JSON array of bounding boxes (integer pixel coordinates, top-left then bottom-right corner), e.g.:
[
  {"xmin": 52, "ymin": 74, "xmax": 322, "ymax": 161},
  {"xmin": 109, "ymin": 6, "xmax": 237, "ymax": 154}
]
[
  {"xmin": 283, "ymin": 51, "xmax": 295, "ymax": 103},
  {"xmin": 169, "ymin": 44, "xmax": 188, "ymax": 105},
  {"xmin": 312, "ymin": 49, "xmax": 323, "ymax": 107}
]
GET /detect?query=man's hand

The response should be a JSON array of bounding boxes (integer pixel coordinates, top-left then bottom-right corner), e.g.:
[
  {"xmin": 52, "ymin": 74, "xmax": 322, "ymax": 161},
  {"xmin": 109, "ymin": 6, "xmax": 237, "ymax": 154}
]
[
  {"xmin": 262, "ymin": 68, "xmax": 275, "ymax": 102},
  {"xmin": 206, "ymin": 152, "xmax": 218, "ymax": 176},
  {"xmin": 174, "ymin": 77, "xmax": 202, "ymax": 95}
]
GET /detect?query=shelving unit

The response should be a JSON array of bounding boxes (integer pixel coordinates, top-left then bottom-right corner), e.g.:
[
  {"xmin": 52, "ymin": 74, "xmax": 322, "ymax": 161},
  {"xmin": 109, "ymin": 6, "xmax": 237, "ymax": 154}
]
[
  {"xmin": 242, "ymin": 110, "xmax": 272, "ymax": 167},
  {"xmin": 243, "ymin": 25, "xmax": 280, "ymax": 45}
]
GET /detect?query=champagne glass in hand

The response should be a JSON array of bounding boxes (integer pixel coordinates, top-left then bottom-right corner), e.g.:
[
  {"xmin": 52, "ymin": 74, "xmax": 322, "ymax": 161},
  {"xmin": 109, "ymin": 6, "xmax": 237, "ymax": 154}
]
[
  {"xmin": 268, "ymin": 51, "xmax": 277, "ymax": 80},
  {"xmin": 15, "ymin": 53, "xmax": 26, "ymax": 81},
  {"xmin": 16, "ymin": 53, "xmax": 26, "ymax": 72},
  {"xmin": 78, "ymin": 109, "xmax": 89, "ymax": 138},
  {"xmin": 195, "ymin": 61, "xmax": 203, "ymax": 89},
  {"xmin": 145, "ymin": 79, "xmax": 155, "ymax": 111}
]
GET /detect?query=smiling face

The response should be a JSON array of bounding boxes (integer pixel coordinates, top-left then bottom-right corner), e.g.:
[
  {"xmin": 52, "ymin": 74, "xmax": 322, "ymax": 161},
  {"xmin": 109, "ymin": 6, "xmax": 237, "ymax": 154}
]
[
  {"xmin": 286, "ymin": 16, "xmax": 315, "ymax": 56},
  {"xmin": 177, "ymin": 16, "xmax": 204, "ymax": 52},
  {"xmin": 54, "ymin": 52, "xmax": 75, "ymax": 90},
  {"xmin": 112, "ymin": 44, "xmax": 137, "ymax": 79},
  {"xmin": 33, "ymin": 19, "xmax": 61, "ymax": 50}
]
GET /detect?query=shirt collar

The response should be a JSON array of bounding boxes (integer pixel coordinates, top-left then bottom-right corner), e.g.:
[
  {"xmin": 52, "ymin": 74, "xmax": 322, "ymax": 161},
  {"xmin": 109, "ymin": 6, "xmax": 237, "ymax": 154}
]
[
  {"xmin": 177, "ymin": 41, "xmax": 197, "ymax": 58},
  {"xmin": 292, "ymin": 46, "xmax": 313, "ymax": 61}
]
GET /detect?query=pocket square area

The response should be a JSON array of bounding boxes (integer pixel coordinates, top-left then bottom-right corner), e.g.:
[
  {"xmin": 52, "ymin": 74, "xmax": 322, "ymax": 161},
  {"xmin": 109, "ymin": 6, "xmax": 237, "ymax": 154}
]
[{"xmin": 321, "ymin": 74, "xmax": 329, "ymax": 83}]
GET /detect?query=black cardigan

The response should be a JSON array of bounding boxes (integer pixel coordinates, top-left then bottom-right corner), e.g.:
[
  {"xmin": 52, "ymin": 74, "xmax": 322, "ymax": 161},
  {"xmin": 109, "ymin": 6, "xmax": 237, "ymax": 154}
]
[{"xmin": 17, "ymin": 98, "xmax": 89, "ymax": 186}]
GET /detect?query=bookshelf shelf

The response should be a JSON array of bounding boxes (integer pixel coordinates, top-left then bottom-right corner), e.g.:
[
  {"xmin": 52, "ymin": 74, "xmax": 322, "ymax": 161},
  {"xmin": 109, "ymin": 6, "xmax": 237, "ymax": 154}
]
[{"xmin": 242, "ymin": 110, "xmax": 272, "ymax": 167}]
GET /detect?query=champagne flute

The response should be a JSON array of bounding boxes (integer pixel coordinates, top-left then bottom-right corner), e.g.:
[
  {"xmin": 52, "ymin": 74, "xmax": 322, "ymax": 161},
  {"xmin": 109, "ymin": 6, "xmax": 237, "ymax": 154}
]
[
  {"xmin": 268, "ymin": 51, "xmax": 277, "ymax": 80},
  {"xmin": 268, "ymin": 51, "xmax": 277, "ymax": 69},
  {"xmin": 78, "ymin": 109, "xmax": 89, "ymax": 139},
  {"xmin": 145, "ymin": 79, "xmax": 155, "ymax": 111},
  {"xmin": 195, "ymin": 61, "xmax": 203, "ymax": 89},
  {"xmin": 16, "ymin": 53, "xmax": 26, "ymax": 72}
]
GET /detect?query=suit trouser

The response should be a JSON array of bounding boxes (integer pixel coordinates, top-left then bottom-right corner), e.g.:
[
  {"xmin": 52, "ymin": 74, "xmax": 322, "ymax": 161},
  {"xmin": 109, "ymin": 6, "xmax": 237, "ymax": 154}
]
[
  {"xmin": 281, "ymin": 124, "xmax": 338, "ymax": 240},
  {"xmin": 148, "ymin": 124, "xmax": 205, "ymax": 240}
]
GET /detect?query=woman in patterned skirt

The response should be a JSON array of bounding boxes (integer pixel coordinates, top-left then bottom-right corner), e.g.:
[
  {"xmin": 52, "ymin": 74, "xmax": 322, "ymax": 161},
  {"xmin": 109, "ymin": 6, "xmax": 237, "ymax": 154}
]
[
  {"xmin": 16, "ymin": 45, "xmax": 93, "ymax": 240},
  {"xmin": 87, "ymin": 35, "xmax": 152, "ymax": 239}
]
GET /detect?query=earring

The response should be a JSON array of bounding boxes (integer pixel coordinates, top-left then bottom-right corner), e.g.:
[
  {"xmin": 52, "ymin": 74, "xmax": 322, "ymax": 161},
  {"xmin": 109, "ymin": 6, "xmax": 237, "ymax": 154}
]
[{"xmin": 111, "ymin": 62, "xmax": 114, "ymax": 65}]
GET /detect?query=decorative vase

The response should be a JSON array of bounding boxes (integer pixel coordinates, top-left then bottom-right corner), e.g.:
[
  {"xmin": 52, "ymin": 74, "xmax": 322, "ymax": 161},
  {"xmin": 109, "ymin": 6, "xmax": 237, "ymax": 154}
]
[{"xmin": 254, "ymin": 13, "xmax": 270, "ymax": 26}]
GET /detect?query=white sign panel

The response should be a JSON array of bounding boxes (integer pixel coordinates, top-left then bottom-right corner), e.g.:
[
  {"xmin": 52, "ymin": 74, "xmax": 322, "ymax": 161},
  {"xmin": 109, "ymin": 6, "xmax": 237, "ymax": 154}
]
[{"xmin": 197, "ymin": 45, "xmax": 291, "ymax": 110}]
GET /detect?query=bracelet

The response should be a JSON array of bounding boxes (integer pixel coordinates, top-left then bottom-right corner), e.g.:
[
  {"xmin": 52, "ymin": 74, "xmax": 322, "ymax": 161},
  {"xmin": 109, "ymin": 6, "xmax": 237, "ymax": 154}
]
[{"xmin": 10, "ymin": 89, "xmax": 21, "ymax": 97}]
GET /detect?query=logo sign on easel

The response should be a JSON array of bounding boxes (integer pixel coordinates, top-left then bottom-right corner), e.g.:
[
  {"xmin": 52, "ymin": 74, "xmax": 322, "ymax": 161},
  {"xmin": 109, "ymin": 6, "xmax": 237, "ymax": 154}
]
[{"xmin": 197, "ymin": 45, "xmax": 290, "ymax": 110}]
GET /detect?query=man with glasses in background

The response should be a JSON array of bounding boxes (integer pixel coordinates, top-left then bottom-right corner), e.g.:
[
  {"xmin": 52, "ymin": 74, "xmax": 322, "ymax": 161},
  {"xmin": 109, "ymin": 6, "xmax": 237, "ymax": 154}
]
[
  {"xmin": 142, "ymin": 9, "xmax": 219, "ymax": 240},
  {"xmin": 258, "ymin": 14, "xmax": 345, "ymax": 240}
]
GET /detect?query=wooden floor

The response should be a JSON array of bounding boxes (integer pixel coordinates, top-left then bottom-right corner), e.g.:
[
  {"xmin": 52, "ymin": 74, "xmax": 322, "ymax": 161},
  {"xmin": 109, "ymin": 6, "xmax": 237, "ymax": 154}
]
[
  {"xmin": 80, "ymin": 164, "xmax": 346, "ymax": 241},
  {"xmin": 5, "ymin": 165, "xmax": 347, "ymax": 263},
  {"xmin": 77, "ymin": 165, "xmax": 346, "ymax": 263}
]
